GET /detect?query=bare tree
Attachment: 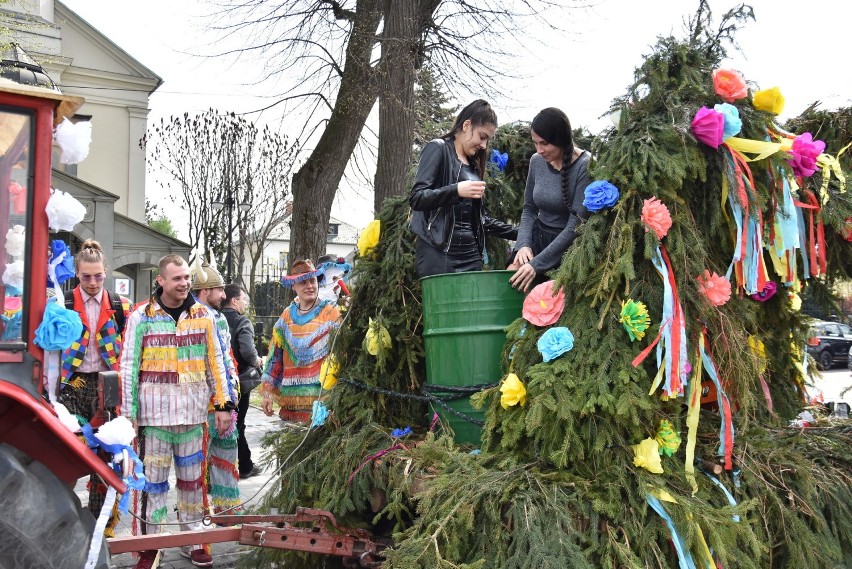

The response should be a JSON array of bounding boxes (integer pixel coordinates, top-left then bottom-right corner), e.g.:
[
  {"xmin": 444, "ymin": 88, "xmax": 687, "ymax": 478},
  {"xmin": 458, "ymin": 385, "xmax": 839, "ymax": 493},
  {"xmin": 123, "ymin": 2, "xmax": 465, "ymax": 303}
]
[{"xmin": 207, "ymin": 0, "xmax": 572, "ymax": 263}]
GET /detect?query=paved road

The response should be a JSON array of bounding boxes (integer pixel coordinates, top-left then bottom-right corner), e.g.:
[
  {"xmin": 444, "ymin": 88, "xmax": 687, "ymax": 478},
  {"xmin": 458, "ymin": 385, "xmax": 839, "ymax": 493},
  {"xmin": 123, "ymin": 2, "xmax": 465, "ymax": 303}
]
[{"xmin": 76, "ymin": 404, "xmax": 283, "ymax": 569}]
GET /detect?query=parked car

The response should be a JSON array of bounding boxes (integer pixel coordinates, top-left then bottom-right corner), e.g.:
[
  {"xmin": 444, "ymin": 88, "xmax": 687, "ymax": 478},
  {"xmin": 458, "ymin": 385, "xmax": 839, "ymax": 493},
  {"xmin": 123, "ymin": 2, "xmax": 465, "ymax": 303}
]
[
  {"xmin": 848, "ymin": 344, "xmax": 852, "ymax": 371},
  {"xmin": 806, "ymin": 320, "xmax": 852, "ymax": 370}
]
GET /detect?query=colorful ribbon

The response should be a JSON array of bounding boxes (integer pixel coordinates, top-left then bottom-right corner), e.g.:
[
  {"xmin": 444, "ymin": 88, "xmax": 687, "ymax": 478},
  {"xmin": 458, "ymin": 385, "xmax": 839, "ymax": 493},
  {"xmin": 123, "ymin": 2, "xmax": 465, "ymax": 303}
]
[{"xmin": 698, "ymin": 328, "xmax": 734, "ymax": 471}]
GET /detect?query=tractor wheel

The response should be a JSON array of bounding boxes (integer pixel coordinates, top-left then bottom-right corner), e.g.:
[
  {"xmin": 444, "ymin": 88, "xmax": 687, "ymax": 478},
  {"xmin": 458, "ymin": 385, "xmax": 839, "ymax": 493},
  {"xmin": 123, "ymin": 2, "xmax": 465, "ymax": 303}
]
[
  {"xmin": 0, "ymin": 443, "xmax": 109, "ymax": 569},
  {"xmin": 819, "ymin": 351, "xmax": 833, "ymax": 371}
]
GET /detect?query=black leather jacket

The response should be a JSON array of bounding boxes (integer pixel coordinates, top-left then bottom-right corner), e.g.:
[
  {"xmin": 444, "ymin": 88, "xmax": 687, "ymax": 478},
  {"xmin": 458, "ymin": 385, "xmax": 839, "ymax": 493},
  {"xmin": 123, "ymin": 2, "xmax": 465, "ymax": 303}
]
[{"xmin": 409, "ymin": 138, "xmax": 517, "ymax": 253}]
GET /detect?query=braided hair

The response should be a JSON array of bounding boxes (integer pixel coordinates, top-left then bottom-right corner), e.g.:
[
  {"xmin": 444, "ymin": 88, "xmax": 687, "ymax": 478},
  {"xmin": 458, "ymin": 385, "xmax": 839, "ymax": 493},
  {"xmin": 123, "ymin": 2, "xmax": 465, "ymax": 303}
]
[
  {"xmin": 74, "ymin": 239, "xmax": 107, "ymax": 271},
  {"xmin": 442, "ymin": 99, "xmax": 498, "ymax": 179},
  {"xmin": 531, "ymin": 108, "xmax": 575, "ymax": 211}
]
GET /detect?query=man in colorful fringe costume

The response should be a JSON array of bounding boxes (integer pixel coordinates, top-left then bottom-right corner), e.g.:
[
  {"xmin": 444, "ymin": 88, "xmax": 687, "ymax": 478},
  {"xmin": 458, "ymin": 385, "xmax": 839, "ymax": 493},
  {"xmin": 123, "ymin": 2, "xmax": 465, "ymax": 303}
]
[
  {"xmin": 120, "ymin": 255, "xmax": 233, "ymax": 569},
  {"xmin": 261, "ymin": 259, "xmax": 341, "ymax": 422},
  {"xmin": 190, "ymin": 261, "xmax": 241, "ymax": 515},
  {"xmin": 59, "ymin": 238, "xmax": 131, "ymax": 537}
]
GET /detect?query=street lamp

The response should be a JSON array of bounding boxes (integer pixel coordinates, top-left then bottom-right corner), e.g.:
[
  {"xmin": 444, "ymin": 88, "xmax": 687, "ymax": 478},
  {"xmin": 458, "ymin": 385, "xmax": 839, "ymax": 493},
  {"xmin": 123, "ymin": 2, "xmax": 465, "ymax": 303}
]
[{"xmin": 212, "ymin": 195, "xmax": 251, "ymax": 282}]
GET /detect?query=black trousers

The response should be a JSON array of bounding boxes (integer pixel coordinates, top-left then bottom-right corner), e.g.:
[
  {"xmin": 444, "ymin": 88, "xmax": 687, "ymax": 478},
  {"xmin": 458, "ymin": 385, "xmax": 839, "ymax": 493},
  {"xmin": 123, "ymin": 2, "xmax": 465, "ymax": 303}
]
[
  {"xmin": 237, "ymin": 388, "xmax": 254, "ymax": 475},
  {"xmin": 416, "ymin": 230, "xmax": 482, "ymax": 278}
]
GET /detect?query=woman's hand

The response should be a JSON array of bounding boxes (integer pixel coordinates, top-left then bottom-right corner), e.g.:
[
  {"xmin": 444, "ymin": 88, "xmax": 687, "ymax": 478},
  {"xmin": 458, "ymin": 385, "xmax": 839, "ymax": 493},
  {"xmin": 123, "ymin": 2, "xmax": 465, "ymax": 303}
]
[
  {"xmin": 514, "ymin": 247, "xmax": 534, "ymax": 265},
  {"xmin": 458, "ymin": 180, "xmax": 486, "ymax": 199},
  {"xmin": 509, "ymin": 262, "xmax": 538, "ymax": 293},
  {"xmin": 262, "ymin": 394, "xmax": 274, "ymax": 416}
]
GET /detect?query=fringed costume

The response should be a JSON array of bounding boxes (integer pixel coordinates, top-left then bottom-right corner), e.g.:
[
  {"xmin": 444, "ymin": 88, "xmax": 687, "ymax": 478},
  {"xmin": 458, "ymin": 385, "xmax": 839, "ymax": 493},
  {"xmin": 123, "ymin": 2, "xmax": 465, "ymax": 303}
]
[{"xmin": 260, "ymin": 299, "xmax": 341, "ymax": 422}]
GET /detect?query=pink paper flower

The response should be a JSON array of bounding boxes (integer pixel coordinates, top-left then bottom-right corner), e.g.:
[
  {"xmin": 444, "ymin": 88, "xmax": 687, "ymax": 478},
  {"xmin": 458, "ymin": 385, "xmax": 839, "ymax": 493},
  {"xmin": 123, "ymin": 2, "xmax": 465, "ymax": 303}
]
[
  {"xmin": 788, "ymin": 132, "xmax": 825, "ymax": 178},
  {"xmin": 696, "ymin": 270, "xmax": 731, "ymax": 307},
  {"xmin": 641, "ymin": 197, "xmax": 672, "ymax": 239},
  {"xmin": 691, "ymin": 107, "xmax": 725, "ymax": 149},
  {"xmin": 522, "ymin": 280, "xmax": 565, "ymax": 326},
  {"xmin": 748, "ymin": 280, "xmax": 777, "ymax": 302},
  {"xmin": 712, "ymin": 69, "xmax": 748, "ymax": 103}
]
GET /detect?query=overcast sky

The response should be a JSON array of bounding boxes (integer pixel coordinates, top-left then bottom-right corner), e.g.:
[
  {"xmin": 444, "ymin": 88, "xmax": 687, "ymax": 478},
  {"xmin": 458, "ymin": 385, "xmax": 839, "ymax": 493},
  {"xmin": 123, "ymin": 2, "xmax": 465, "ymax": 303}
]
[{"xmin": 61, "ymin": 0, "xmax": 852, "ymax": 233}]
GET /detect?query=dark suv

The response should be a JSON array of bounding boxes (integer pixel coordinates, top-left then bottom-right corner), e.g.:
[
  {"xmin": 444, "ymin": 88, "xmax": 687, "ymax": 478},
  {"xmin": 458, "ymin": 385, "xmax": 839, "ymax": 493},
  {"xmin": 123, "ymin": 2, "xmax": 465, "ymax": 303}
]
[{"xmin": 806, "ymin": 321, "xmax": 852, "ymax": 370}]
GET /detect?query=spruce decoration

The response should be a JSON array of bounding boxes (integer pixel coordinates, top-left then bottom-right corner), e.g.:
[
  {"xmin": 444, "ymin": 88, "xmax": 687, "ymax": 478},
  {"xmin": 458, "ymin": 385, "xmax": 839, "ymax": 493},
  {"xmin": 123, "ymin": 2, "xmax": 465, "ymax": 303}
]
[{"xmin": 248, "ymin": 4, "xmax": 852, "ymax": 568}]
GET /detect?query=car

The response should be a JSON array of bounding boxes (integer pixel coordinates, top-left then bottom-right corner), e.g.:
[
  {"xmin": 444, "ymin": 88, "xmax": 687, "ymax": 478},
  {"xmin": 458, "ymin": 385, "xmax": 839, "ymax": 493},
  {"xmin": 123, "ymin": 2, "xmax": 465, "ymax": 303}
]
[
  {"xmin": 806, "ymin": 320, "xmax": 852, "ymax": 370},
  {"xmin": 848, "ymin": 344, "xmax": 852, "ymax": 371}
]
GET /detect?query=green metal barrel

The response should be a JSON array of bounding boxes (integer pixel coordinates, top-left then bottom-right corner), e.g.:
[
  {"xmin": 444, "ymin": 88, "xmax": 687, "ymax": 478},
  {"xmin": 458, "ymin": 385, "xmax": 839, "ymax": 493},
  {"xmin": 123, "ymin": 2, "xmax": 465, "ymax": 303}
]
[{"xmin": 421, "ymin": 270, "xmax": 524, "ymax": 445}]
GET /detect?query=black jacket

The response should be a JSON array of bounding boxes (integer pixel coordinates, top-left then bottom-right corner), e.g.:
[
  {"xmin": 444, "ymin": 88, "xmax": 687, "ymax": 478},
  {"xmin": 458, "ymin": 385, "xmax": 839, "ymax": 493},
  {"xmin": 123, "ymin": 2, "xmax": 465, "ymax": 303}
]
[
  {"xmin": 222, "ymin": 307, "xmax": 261, "ymax": 391},
  {"xmin": 409, "ymin": 138, "xmax": 517, "ymax": 253}
]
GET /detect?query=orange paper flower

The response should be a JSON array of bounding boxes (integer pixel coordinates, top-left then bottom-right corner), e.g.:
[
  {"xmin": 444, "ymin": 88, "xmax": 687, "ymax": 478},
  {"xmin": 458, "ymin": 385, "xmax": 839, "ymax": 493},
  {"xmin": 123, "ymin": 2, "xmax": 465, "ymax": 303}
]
[
  {"xmin": 696, "ymin": 270, "xmax": 731, "ymax": 306},
  {"xmin": 522, "ymin": 280, "xmax": 565, "ymax": 326},
  {"xmin": 752, "ymin": 87, "xmax": 785, "ymax": 115},
  {"xmin": 712, "ymin": 68, "xmax": 748, "ymax": 103},
  {"xmin": 641, "ymin": 197, "xmax": 672, "ymax": 239}
]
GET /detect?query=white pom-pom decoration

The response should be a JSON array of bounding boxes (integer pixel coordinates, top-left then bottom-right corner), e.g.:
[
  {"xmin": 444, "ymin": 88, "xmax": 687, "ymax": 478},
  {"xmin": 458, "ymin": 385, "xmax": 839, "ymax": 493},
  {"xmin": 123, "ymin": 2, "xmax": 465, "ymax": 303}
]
[
  {"xmin": 95, "ymin": 416, "xmax": 136, "ymax": 446},
  {"xmin": 46, "ymin": 189, "xmax": 86, "ymax": 231},
  {"xmin": 5, "ymin": 225, "xmax": 25, "ymax": 257},
  {"xmin": 54, "ymin": 118, "xmax": 92, "ymax": 164},
  {"xmin": 52, "ymin": 402, "xmax": 82, "ymax": 433},
  {"xmin": 2, "ymin": 260, "xmax": 24, "ymax": 288}
]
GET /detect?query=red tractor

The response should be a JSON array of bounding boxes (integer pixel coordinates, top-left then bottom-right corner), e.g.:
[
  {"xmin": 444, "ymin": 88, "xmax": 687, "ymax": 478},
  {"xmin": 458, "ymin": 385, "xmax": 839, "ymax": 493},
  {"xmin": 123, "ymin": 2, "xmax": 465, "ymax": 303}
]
[{"xmin": 0, "ymin": 78, "xmax": 124, "ymax": 568}]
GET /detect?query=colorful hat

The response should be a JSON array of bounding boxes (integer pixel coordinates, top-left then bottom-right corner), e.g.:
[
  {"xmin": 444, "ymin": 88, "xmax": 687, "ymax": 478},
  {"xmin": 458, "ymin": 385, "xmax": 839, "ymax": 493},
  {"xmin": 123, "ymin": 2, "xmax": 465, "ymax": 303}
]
[
  {"xmin": 191, "ymin": 262, "xmax": 225, "ymax": 290},
  {"xmin": 317, "ymin": 256, "xmax": 352, "ymax": 280},
  {"xmin": 281, "ymin": 259, "xmax": 325, "ymax": 289}
]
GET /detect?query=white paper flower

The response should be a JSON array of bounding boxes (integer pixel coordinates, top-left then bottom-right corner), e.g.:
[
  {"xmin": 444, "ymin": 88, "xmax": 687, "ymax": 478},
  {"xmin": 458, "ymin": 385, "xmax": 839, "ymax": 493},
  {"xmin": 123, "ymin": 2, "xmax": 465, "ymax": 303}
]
[
  {"xmin": 45, "ymin": 189, "xmax": 86, "ymax": 231},
  {"xmin": 2, "ymin": 260, "xmax": 24, "ymax": 289},
  {"xmin": 52, "ymin": 402, "xmax": 82, "ymax": 433},
  {"xmin": 4, "ymin": 225, "xmax": 25, "ymax": 257},
  {"xmin": 54, "ymin": 118, "xmax": 92, "ymax": 164},
  {"xmin": 95, "ymin": 416, "xmax": 136, "ymax": 446}
]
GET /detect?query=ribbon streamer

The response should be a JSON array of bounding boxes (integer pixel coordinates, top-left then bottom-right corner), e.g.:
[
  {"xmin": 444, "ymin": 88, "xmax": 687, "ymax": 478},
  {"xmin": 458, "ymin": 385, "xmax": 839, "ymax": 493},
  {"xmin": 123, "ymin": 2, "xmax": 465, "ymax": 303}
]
[
  {"xmin": 699, "ymin": 329, "xmax": 734, "ymax": 470},
  {"xmin": 84, "ymin": 486, "xmax": 117, "ymax": 569}
]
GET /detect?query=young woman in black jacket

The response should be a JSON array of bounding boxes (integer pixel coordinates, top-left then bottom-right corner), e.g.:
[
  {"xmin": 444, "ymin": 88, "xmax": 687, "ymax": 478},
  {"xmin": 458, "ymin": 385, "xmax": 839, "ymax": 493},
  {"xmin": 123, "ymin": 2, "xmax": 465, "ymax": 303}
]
[{"xmin": 409, "ymin": 99, "xmax": 517, "ymax": 278}]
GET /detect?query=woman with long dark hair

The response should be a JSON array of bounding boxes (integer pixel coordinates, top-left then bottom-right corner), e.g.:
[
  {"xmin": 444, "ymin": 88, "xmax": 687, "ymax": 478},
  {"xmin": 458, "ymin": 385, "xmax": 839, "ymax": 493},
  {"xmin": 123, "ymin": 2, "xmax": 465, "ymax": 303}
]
[
  {"xmin": 508, "ymin": 107, "xmax": 592, "ymax": 292},
  {"xmin": 409, "ymin": 99, "xmax": 516, "ymax": 278}
]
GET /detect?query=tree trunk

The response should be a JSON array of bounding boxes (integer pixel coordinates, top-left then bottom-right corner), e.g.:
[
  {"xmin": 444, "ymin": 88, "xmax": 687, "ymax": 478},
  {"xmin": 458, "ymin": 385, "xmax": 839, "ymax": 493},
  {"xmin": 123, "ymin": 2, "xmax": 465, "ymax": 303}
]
[{"xmin": 288, "ymin": 0, "xmax": 383, "ymax": 264}]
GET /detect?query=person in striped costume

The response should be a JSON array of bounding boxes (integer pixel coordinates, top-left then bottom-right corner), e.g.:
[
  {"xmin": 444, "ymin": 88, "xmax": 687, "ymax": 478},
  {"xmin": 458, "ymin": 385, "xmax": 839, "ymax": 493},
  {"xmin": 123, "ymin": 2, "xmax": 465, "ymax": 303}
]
[
  {"xmin": 190, "ymin": 262, "xmax": 241, "ymax": 516},
  {"xmin": 261, "ymin": 259, "xmax": 341, "ymax": 423},
  {"xmin": 119, "ymin": 255, "xmax": 232, "ymax": 569}
]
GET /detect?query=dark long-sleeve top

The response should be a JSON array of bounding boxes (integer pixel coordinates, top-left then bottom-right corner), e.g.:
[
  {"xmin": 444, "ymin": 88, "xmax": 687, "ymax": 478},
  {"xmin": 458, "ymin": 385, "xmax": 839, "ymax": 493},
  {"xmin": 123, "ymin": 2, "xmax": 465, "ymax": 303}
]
[
  {"xmin": 222, "ymin": 307, "xmax": 260, "ymax": 373},
  {"xmin": 515, "ymin": 152, "xmax": 592, "ymax": 273}
]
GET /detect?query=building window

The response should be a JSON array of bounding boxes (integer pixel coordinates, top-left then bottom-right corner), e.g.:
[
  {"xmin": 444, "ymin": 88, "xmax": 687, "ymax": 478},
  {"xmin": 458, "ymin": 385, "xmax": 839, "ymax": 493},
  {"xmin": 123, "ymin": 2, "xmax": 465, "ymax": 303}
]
[{"xmin": 327, "ymin": 224, "xmax": 339, "ymax": 237}]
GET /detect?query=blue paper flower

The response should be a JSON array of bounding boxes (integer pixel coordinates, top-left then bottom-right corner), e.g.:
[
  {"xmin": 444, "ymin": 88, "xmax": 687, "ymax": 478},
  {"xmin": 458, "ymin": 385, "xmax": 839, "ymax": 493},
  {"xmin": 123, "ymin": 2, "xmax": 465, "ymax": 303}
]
[
  {"xmin": 583, "ymin": 180, "xmax": 620, "ymax": 212},
  {"xmin": 48, "ymin": 240, "xmax": 75, "ymax": 285},
  {"xmin": 489, "ymin": 149, "xmax": 508, "ymax": 172},
  {"xmin": 391, "ymin": 426, "xmax": 412, "ymax": 438},
  {"xmin": 310, "ymin": 400, "xmax": 329, "ymax": 428},
  {"xmin": 1, "ymin": 311, "xmax": 22, "ymax": 341},
  {"xmin": 537, "ymin": 326, "xmax": 574, "ymax": 363},
  {"xmin": 713, "ymin": 103, "xmax": 742, "ymax": 140},
  {"xmin": 34, "ymin": 301, "xmax": 83, "ymax": 351}
]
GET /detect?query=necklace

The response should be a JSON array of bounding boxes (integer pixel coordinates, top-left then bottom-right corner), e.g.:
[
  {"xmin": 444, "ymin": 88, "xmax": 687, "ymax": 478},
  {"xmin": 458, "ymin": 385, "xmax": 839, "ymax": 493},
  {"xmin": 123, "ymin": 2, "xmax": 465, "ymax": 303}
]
[{"xmin": 297, "ymin": 298, "xmax": 318, "ymax": 313}]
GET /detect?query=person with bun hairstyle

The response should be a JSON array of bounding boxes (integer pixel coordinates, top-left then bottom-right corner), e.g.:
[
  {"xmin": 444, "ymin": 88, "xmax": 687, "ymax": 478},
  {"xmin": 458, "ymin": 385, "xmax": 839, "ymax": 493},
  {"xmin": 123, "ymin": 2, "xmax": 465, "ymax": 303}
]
[
  {"xmin": 409, "ymin": 99, "xmax": 517, "ymax": 278},
  {"xmin": 508, "ymin": 107, "xmax": 592, "ymax": 292},
  {"xmin": 59, "ymin": 239, "xmax": 131, "ymax": 535}
]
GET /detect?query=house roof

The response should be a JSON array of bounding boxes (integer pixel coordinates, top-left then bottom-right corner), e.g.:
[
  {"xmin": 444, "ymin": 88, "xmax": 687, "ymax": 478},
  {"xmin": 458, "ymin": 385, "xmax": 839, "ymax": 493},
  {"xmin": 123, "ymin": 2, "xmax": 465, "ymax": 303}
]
[{"xmin": 268, "ymin": 215, "xmax": 359, "ymax": 245}]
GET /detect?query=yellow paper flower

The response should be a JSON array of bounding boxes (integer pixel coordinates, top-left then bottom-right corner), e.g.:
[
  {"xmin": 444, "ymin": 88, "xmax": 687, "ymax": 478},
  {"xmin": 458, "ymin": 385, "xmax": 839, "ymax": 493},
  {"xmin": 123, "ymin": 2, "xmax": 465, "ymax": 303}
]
[
  {"xmin": 357, "ymin": 219, "xmax": 381, "ymax": 257},
  {"xmin": 655, "ymin": 420, "xmax": 681, "ymax": 457},
  {"xmin": 320, "ymin": 355, "xmax": 339, "ymax": 390},
  {"xmin": 499, "ymin": 373, "xmax": 527, "ymax": 409},
  {"xmin": 620, "ymin": 299, "xmax": 651, "ymax": 341},
  {"xmin": 633, "ymin": 437, "xmax": 664, "ymax": 473},
  {"xmin": 788, "ymin": 291, "xmax": 802, "ymax": 311},
  {"xmin": 748, "ymin": 335, "xmax": 767, "ymax": 374},
  {"xmin": 752, "ymin": 86, "xmax": 785, "ymax": 115},
  {"xmin": 364, "ymin": 317, "xmax": 392, "ymax": 356}
]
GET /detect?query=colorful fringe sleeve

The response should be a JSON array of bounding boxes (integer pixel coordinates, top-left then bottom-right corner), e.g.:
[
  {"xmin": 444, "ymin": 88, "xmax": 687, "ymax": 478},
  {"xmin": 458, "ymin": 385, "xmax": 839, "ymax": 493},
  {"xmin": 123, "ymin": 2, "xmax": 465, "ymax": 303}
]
[
  {"xmin": 118, "ymin": 306, "xmax": 143, "ymax": 420},
  {"xmin": 260, "ymin": 316, "xmax": 286, "ymax": 396}
]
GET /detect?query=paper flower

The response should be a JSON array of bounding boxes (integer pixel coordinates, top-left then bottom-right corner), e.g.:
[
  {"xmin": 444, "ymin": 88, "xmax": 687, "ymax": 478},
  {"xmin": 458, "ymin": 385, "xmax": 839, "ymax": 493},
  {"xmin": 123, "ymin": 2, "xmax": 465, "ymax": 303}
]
[
  {"xmin": 4, "ymin": 225, "xmax": 25, "ymax": 257},
  {"xmin": 34, "ymin": 300, "xmax": 84, "ymax": 351},
  {"xmin": 7, "ymin": 181, "xmax": 27, "ymax": 215},
  {"xmin": 788, "ymin": 132, "xmax": 825, "ymax": 178},
  {"xmin": 391, "ymin": 426, "xmax": 413, "ymax": 438},
  {"xmin": 357, "ymin": 219, "xmax": 381, "ymax": 257},
  {"xmin": 54, "ymin": 118, "xmax": 92, "ymax": 165},
  {"xmin": 95, "ymin": 416, "xmax": 136, "ymax": 446},
  {"xmin": 633, "ymin": 438, "xmax": 664, "ymax": 473},
  {"xmin": 49, "ymin": 240, "xmax": 75, "ymax": 285},
  {"xmin": 620, "ymin": 299, "xmax": 651, "ymax": 341},
  {"xmin": 712, "ymin": 69, "xmax": 748, "ymax": 102},
  {"xmin": 52, "ymin": 402, "xmax": 82, "ymax": 433},
  {"xmin": 691, "ymin": 106, "xmax": 725, "ymax": 148},
  {"xmin": 1, "ymin": 311, "xmax": 22, "ymax": 341},
  {"xmin": 583, "ymin": 180, "xmax": 620, "ymax": 212},
  {"xmin": 310, "ymin": 400, "xmax": 329, "ymax": 428},
  {"xmin": 655, "ymin": 420, "xmax": 681, "ymax": 457},
  {"xmin": 320, "ymin": 355, "xmax": 339, "ymax": 390},
  {"xmin": 748, "ymin": 280, "xmax": 777, "ymax": 302},
  {"xmin": 641, "ymin": 197, "xmax": 672, "ymax": 239},
  {"xmin": 537, "ymin": 326, "xmax": 574, "ymax": 363},
  {"xmin": 522, "ymin": 280, "xmax": 565, "ymax": 326},
  {"xmin": 364, "ymin": 317, "xmax": 391, "ymax": 356},
  {"xmin": 748, "ymin": 335, "xmax": 767, "ymax": 374},
  {"xmin": 713, "ymin": 103, "xmax": 742, "ymax": 140},
  {"xmin": 489, "ymin": 149, "xmax": 508, "ymax": 172},
  {"xmin": 752, "ymin": 87, "xmax": 785, "ymax": 115},
  {"xmin": 499, "ymin": 373, "xmax": 527, "ymax": 409},
  {"xmin": 2, "ymin": 260, "xmax": 25, "ymax": 289},
  {"xmin": 46, "ymin": 189, "xmax": 86, "ymax": 232},
  {"xmin": 788, "ymin": 292, "xmax": 802, "ymax": 311},
  {"xmin": 696, "ymin": 270, "xmax": 731, "ymax": 306}
]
